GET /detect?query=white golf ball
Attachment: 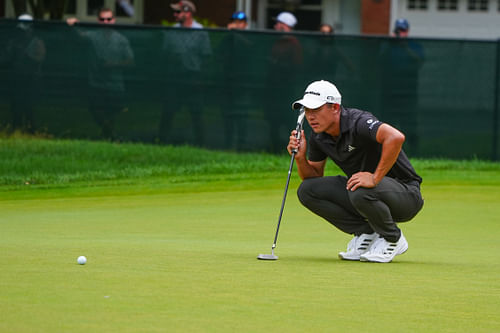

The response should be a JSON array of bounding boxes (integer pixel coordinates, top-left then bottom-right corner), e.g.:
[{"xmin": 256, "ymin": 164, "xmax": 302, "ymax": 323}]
[{"xmin": 77, "ymin": 256, "xmax": 87, "ymax": 265}]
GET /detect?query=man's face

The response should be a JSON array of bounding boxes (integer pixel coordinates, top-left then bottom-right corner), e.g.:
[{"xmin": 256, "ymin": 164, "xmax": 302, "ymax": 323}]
[
  {"xmin": 174, "ymin": 8, "xmax": 191, "ymax": 22},
  {"xmin": 395, "ymin": 29, "xmax": 409, "ymax": 38},
  {"xmin": 274, "ymin": 21, "xmax": 291, "ymax": 32},
  {"xmin": 320, "ymin": 25, "xmax": 333, "ymax": 35},
  {"xmin": 304, "ymin": 103, "xmax": 339, "ymax": 133},
  {"xmin": 228, "ymin": 20, "xmax": 247, "ymax": 30},
  {"xmin": 98, "ymin": 10, "xmax": 115, "ymax": 25}
]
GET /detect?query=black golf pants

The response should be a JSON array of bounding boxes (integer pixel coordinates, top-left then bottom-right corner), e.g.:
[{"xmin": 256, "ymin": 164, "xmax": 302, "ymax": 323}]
[{"xmin": 297, "ymin": 176, "xmax": 424, "ymax": 242}]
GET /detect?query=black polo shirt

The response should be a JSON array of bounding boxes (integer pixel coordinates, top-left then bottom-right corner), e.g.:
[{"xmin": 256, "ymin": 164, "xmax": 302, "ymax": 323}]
[{"xmin": 308, "ymin": 106, "xmax": 422, "ymax": 184}]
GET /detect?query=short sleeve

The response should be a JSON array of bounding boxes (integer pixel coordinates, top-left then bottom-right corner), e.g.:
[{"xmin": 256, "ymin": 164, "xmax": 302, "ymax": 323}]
[{"xmin": 355, "ymin": 114, "xmax": 383, "ymax": 142}]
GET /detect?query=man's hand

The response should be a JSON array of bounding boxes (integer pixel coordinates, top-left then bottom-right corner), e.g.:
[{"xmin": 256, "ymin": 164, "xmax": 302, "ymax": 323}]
[
  {"xmin": 346, "ymin": 172, "xmax": 377, "ymax": 191},
  {"xmin": 287, "ymin": 130, "xmax": 306, "ymax": 159}
]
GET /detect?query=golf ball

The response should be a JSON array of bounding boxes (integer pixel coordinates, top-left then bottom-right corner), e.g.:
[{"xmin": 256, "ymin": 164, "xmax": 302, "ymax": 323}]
[{"xmin": 77, "ymin": 256, "xmax": 87, "ymax": 265}]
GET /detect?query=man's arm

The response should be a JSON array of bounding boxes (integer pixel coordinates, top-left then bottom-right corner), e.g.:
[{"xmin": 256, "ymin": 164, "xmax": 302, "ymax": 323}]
[
  {"xmin": 346, "ymin": 123, "xmax": 405, "ymax": 191},
  {"xmin": 287, "ymin": 130, "xmax": 326, "ymax": 180}
]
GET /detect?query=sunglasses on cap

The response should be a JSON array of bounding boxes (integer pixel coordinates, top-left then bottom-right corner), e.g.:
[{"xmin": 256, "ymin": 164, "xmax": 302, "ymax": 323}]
[
  {"xmin": 174, "ymin": 6, "xmax": 191, "ymax": 13},
  {"xmin": 98, "ymin": 16, "xmax": 114, "ymax": 22}
]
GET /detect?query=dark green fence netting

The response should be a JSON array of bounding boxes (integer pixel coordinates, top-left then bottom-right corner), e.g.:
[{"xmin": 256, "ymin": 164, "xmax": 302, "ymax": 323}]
[{"xmin": 1, "ymin": 19, "xmax": 499, "ymax": 159}]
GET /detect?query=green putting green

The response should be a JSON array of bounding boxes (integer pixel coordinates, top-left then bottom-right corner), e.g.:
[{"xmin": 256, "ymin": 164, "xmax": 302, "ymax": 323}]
[{"xmin": 1, "ymin": 180, "xmax": 499, "ymax": 332}]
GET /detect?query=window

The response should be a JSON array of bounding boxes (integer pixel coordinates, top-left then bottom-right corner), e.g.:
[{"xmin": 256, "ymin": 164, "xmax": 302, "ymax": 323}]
[
  {"xmin": 115, "ymin": 0, "xmax": 135, "ymax": 17},
  {"xmin": 65, "ymin": 0, "xmax": 76, "ymax": 15},
  {"xmin": 65, "ymin": 0, "xmax": 142, "ymax": 23},
  {"xmin": 408, "ymin": 0, "xmax": 428, "ymax": 10},
  {"xmin": 438, "ymin": 0, "xmax": 458, "ymax": 10},
  {"xmin": 302, "ymin": 0, "xmax": 321, "ymax": 4},
  {"xmin": 87, "ymin": 0, "xmax": 104, "ymax": 16},
  {"xmin": 468, "ymin": 0, "xmax": 488, "ymax": 11}
]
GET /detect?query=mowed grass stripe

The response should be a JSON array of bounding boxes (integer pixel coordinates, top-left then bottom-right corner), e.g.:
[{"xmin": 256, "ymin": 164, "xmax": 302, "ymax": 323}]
[{"xmin": 1, "ymin": 185, "xmax": 500, "ymax": 332}]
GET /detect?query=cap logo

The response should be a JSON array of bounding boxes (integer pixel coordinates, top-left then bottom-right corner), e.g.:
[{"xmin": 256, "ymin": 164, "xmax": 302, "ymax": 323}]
[
  {"xmin": 326, "ymin": 96, "xmax": 334, "ymax": 101},
  {"xmin": 305, "ymin": 91, "xmax": 320, "ymax": 96}
]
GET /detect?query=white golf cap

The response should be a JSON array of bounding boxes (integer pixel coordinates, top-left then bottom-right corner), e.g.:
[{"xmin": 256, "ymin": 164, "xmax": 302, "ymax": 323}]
[
  {"xmin": 17, "ymin": 14, "xmax": 33, "ymax": 21},
  {"xmin": 275, "ymin": 12, "xmax": 297, "ymax": 28},
  {"xmin": 292, "ymin": 80, "xmax": 342, "ymax": 110}
]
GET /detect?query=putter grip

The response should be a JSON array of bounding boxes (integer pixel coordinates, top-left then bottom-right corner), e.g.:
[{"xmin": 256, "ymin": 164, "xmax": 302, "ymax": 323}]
[{"xmin": 291, "ymin": 123, "xmax": 302, "ymax": 154}]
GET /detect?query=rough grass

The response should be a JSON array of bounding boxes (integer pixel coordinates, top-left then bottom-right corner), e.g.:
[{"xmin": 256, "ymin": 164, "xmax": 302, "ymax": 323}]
[{"xmin": 1, "ymin": 137, "xmax": 500, "ymax": 190}]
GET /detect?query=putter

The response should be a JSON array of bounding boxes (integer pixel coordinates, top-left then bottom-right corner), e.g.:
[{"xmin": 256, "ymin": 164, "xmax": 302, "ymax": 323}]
[{"xmin": 258, "ymin": 107, "xmax": 305, "ymax": 260}]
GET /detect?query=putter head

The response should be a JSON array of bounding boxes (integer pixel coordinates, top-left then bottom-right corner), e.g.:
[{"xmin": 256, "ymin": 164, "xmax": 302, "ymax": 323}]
[{"xmin": 257, "ymin": 253, "xmax": 279, "ymax": 260}]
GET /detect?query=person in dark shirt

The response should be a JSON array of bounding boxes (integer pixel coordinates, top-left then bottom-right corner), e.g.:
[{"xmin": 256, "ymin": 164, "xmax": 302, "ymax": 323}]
[
  {"xmin": 287, "ymin": 80, "xmax": 424, "ymax": 263},
  {"xmin": 265, "ymin": 11, "xmax": 303, "ymax": 153},
  {"xmin": 378, "ymin": 18, "xmax": 424, "ymax": 156}
]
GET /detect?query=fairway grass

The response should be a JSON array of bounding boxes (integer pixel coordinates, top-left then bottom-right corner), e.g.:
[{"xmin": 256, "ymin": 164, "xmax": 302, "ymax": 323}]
[{"xmin": 1, "ymin": 180, "xmax": 500, "ymax": 332}]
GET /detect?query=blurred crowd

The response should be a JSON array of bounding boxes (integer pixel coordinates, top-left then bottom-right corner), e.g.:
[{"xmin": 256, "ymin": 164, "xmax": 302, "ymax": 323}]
[{"xmin": 1, "ymin": 0, "xmax": 422, "ymax": 155}]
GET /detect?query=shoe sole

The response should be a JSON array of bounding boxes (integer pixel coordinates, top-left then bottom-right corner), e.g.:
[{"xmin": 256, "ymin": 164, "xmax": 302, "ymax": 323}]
[{"xmin": 338, "ymin": 253, "xmax": 360, "ymax": 261}]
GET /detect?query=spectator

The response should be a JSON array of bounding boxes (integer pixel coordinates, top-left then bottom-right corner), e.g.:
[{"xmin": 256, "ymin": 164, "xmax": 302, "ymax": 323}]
[
  {"xmin": 3, "ymin": 14, "xmax": 46, "ymax": 133},
  {"xmin": 227, "ymin": 11, "xmax": 248, "ymax": 30},
  {"xmin": 220, "ymin": 11, "xmax": 252, "ymax": 150},
  {"xmin": 378, "ymin": 18, "xmax": 424, "ymax": 155},
  {"xmin": 67, "ymin": 8, "xmax": 134, "ymax": 140},
  {"xmin": 393, "ymin": 18, "xmax": 410, "ymax": 37},
  {"xmin": 319, "ymin": 23, "xmax": 334, "ymax": 35},
  {"xmin": 170, "ymin": 0, "xmax": 201, "ymax": 28},
  {"xmin": 305, "ymin": 22, "xmax": 354, "ymax": 84},
  {"xmin": 265, "ymin": 12, "xmax": 303, "ymax": 153},
  {"xmin": 273, "ymin": 11, "xmax": 296, "ymax": 32},
  {"xmin": 158, "ymin": 1, "xmax": 212, "ymax": 146}
]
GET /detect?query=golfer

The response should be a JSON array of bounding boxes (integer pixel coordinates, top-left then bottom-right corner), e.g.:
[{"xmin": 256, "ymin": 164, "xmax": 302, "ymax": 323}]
[{"xmin": 288, "ymin": 80, "xmax": 423, "ymax": 263}]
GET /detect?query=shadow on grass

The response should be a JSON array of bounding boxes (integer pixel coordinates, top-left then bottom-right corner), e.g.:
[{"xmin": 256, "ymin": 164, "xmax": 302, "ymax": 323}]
[{"xmin": 250, "ymin": 254, "xmax": 455, "ymax": 267}]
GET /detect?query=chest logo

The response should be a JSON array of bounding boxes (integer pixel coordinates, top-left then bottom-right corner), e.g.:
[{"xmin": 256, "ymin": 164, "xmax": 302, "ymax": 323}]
[{"xmin": 348, "ymin": 145, "xmax": 356, "ymax": 152}]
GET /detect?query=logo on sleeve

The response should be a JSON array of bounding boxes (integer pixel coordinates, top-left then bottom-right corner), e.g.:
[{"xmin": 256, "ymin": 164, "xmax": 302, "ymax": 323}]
[
  {"xmin": 348, "ymin": 145, "xmax": 356, "ymax": 152},
  {"xmin": 367, "ymin": 119, "xmax": 380, "ymax": 130}
]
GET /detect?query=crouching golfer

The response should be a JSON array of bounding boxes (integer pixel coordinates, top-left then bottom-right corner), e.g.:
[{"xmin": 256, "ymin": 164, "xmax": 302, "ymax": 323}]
[{"xmin": 288, "ymin": 80, "xmax": 423, "ymax": 262}]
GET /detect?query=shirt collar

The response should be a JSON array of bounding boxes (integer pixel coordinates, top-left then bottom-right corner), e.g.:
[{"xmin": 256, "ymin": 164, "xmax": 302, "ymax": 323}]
[{"xmin": 317, "ymin": 105, "xmax": 349, "ymax": 142}]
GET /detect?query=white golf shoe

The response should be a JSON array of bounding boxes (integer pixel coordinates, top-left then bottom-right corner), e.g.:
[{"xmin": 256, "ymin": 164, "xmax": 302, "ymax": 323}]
[
  {"xmin": 338, "ymin": 232, "xmax": 379, "ymax": 261},
  {"xmin": 360, "ymin": 232, "xmax": 408, "ymax": 263}
]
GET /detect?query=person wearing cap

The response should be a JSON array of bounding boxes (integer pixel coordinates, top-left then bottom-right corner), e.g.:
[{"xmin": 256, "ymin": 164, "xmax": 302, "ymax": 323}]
[
  {"xmin": 274, "ymin": 11, "xmax": 297, "ymax": 32},
  {"xmin": 220, "ymin": 11, "xmax": 252, "ymax": 149},
  {"xmin": 170, "ymin": 0, "xmax": 202, "ymax": 28},
  {"xmin": 5, "ymin": 14, "xmax": 46, "ymax": 133},
  {"xmin": 158, "ymin": 1, "xmax": 212, "ymax": 145},
  {"xmin": 378, "ymin": 18, "xmax": 424, "ymax": 156},
  {"xmin": 66, "ymin": 8, "xmax": 135, "ymax": 140},
  {"xmin": 288, "ymin": 80, "xmax": 424, "ymax": 263},
  {"xmin": 227, "ymin": 11, "xmax": 248, "ymax": 30},
  {"xmin": 393, "ymin": 18, "xmax": 410, "ymax": 37},
  {"xmin": 265, "ymin": 11, "xmax": 303, "ymax": 152}
]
